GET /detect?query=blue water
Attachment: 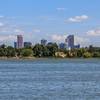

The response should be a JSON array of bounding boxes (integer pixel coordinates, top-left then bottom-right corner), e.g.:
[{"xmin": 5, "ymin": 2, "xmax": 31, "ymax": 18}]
[{"xmin": 0, "ymin": 58, "xmax": 100, "ymax": 100}]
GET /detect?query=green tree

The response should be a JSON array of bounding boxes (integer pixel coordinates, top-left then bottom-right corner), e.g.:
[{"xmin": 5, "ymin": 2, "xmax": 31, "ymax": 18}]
[
  {"xmin": 42, "ymin": 45, "xmax": 49, "ymax": 57},
  {"xmin": 76, "ymin": 48, "xmax": 87, "ymax": 57},
  {"xmin": 33, "ymin": 44, "xmax": 43, "ymax": 57},
  {"xmin": 47, "ymin": 43, "xmax": 58, "ymax": 56},
  {"xmin": 21, "ymin": 49, "xmax": 33, "ymax": 57},
  {"xmin": 0, "ymin": 48, "xmax": 7, "ymax": 56},
  {"xmin": 83, "ymin": 52, "xmax": 92, "ymax": 58},
  {"xmin": 93, "ymin": 52, "xmax": 100, "ymax": 58},
  {"xmin": 6, "ymin": 46, "xmax": 16, "ymax": 57},
  {"xmin": 0, "ymin": 44, "xmax": 6, "ymax": 49}
]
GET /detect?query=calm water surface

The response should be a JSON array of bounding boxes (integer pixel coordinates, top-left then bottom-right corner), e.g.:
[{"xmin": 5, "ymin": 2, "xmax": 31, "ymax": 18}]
[{"xmin": 0, "ymin": 58, "xmax": 100, "ymax": 100}]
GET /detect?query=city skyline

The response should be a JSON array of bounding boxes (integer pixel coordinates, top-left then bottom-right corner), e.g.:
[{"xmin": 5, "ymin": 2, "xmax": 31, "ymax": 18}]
[
  {"xmin": 0, "ymin": 0, "xmax": 99, "ymax": 47},
  {"xmin": 13, "ymin": 34, "xmax": 80, "ymax": 49}
]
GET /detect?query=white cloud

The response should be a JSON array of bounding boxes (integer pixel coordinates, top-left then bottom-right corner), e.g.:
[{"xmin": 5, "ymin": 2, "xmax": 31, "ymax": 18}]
[
  {"xmin": 75, "ymin": 36, "xmax": 90, "ymax": 46},
  {"xmin": 0, "ymin": 22, "xmax": 4, "ymax": 27},
  {"xmin": 0, "ymin": 16, "xmax": 4, "ymax": 18},
  {"xmin": 56, "ymin": 7, "xmax": 66, "ymax": 11},
  {"xmin": 87, "ymin": 28, "xmax": 100, "ymax": 36},
  {"xmin": 51, "ymin": 34, "xmax": 90, "ymax": 46},
  {"xmin": 33, "ymin": 29, "xmax": 41, "ymax": 33},
  {"xmin": 51, "ymin": 34, "xmax": 67, "ymax": 42},
  {"xmin": 0, "ymin": 35, "xmax": 16, "ymax": 42},
  {"xmin": 14, "ymin": 29, "xmax": 24, "ymax": 34},
  {"xmin": 0, "ymin": 22, "xmax": 24, "ymax": 35},
  {"xmin": 39, "ymin": 16, "xmax": 56, "ymax": 21},
  {"xmin": 67, "ymin": 15, "xmax": 89, "ymax": 23}
]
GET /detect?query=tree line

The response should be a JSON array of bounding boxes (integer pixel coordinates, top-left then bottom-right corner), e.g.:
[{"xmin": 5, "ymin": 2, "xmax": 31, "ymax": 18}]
[{"xmin": 0, "ymin": 44, "xmax": 100, "ymax": 58}]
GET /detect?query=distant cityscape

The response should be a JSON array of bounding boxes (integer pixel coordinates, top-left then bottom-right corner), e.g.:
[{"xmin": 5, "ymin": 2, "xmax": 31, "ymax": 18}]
[{"xmin": 14, "ymin": 35, "xmax": 80, "ymax": 50}]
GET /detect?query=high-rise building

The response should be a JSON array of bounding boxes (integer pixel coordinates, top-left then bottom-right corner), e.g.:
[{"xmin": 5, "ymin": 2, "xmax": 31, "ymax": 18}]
[
  {"xmin": 24, "ymin": 42, "xmax": 32, "ymax": 48},
  {"xmin": 41, "ymin": 39, "xmax": 47, "ymax": 45},
  {"xmin": 14, "ymin": 42, "xmax": 17, "ymax": 48},
  {"xmin": 59, "ymin": 43, "xmax": 66, "ymax": 49},
  {"xmin": 17, "ymin": 35, "xmax": 23, "ymax": 48},
  {"xmin": 47, "ymin": 42, "xmax": 53, "ymax": 46},
  {"xmin": 74, "ymin": 44, "xmax": 80, "ymax": 49},
  {"xmin": 65, "ymin": 35, "xmax": 74, "ymax": 49}
]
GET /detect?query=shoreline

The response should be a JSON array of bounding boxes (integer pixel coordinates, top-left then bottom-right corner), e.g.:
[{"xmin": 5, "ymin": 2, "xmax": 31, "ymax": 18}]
[{"xmin": 0, "ymin": 57, "xmax": 99, "ymax": 60}]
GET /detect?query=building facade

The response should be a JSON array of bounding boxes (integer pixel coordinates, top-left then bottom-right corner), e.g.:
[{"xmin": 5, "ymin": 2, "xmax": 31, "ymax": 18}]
[
  {"xmin": 41, "ymin": 39, "xmax": 47, "ymax": 45},
  {"xmin": 24, "ymin": 42, "xmax": 32, "ymax": 48},
  {"xmin": 14, "ymin": 42, "xmax": 17, "ymax": 48},
  {"xmin": 65, "ymin": 35, "xmax": 74, "ymax": 49},
  {"xmin": 74, "ymin": 44, "xmax": 80, "ymax": 49},
  {"xmin": 59, "ymin": 43, "xmax": 66, "ymax": 49},
  {"xmin": 17, "ymin": 35, "xmax": 23, "ymax": 48}
]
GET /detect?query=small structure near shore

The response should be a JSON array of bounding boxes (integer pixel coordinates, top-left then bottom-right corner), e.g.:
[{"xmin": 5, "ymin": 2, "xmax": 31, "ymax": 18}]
[{"xmin": 55, "ymin": 52, "xmax": 67, "ymax": 58}]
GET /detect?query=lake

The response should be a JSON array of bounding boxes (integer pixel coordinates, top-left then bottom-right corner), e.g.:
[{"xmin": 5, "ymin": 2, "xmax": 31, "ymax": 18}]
[{"xmin": 0, "ymin": 58, "xmax": 100, "ymax": 100}]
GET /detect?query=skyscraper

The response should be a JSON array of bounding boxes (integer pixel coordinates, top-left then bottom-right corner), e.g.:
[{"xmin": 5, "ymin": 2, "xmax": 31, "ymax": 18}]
[
  {"xmin": 65, "ymin": 35, "xmax": 74, "ymax": 49},
  {"xmin": 14, "ymin": 42, "xmax": 17, "ymax": 48},
  {"xmin": 59, "ymin": 43, "xmax": 66, "ymax": 49},
  {"xmin": 17, "ymin": 35, "xmax": 23, "ymax": 48},
  {"xmin": 41, "ymin": 39, "xmax": 47, "ymax": 45},
  {"xmin": 24, "ymin": 42, "xmax": 32, "ymax": 48}
]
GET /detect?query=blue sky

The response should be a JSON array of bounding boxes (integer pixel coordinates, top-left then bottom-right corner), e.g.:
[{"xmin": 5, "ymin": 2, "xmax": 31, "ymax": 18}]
[{"xmin": 0, "ymin": 0, "xmax": 100, "ymax": 47}]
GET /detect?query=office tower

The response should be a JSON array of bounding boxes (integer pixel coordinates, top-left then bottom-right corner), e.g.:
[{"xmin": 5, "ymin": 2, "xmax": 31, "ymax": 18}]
[
  {"xmin": 14, "ymin": 42, "xmax": 17, "ymax": 48},
  {"xmin": 17, "ymin": 35, "xmax": 23, "ymax": 48},
  {"xmin": 74, "ymin": 44, "xmax": 80, "ymax": 49},
  {"xmin": 47, "ymin": 42, "xmax": 53, "ymax": 46},
  {"xmin": 59, "ymin": 43, "xmax": 66, "ymax": 49},
  {"xmin": 24, "ymin": 42, "xmax": 32, "ymax": 48},
  {"xmin": 65, "ymin": 35, "xmax": 74, "ymax": 49},
  {"xmin": 41, "ymin": 39, "xmax": 47, "ymax": 45}
]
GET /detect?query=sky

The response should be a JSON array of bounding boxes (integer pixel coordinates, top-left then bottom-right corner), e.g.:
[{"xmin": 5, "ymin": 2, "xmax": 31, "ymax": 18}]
[{"xmin": 0, "ymin": 0, "xmax": 100, "ymax": 47}]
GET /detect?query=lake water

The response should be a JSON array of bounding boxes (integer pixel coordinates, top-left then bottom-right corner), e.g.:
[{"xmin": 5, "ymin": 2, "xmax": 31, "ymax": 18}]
[{"xmin": 0, "ymin": 58, "xmax": 100, "ymax": 100}]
